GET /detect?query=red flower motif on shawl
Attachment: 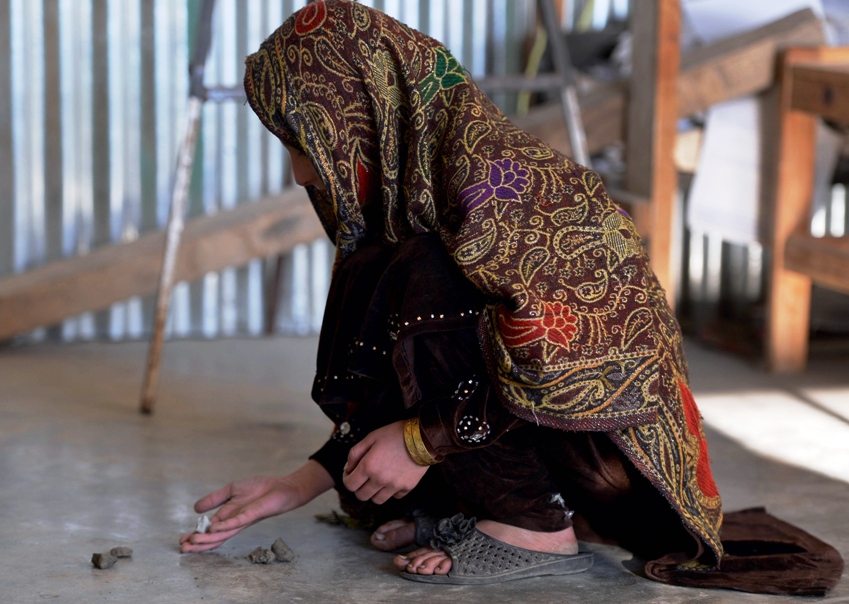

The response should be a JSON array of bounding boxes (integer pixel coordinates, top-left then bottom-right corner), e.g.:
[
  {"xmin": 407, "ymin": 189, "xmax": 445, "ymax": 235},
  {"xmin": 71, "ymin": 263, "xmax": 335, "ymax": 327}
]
[
  {"xmin": 295, "ymin": 1, "xmax": 327, "ymax": 35},
  {"xmin": 356, "ymin": 157, "xmax": 373, "ymax": 207},
  {"xmin": 460, "ymin": 158, "xmax": 530, "ymax": 214},
  {"xmin": 679, "ymin": 381, "xmax": 720, "ymax": 499},
  {"xmin": 497, "ymin": 300, "xmax": 578, "ymax": 350}
]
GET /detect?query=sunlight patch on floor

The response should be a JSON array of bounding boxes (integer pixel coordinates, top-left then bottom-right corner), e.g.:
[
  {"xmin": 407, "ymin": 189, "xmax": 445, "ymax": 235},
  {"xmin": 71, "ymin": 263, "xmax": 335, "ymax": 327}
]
[
  {"xmin": 802, "ymin": 388, "xmax": 849, "ymax": 423},
  {"xmin": 697, "ymin": 390, "xmax": 849, "ymax": 485}
]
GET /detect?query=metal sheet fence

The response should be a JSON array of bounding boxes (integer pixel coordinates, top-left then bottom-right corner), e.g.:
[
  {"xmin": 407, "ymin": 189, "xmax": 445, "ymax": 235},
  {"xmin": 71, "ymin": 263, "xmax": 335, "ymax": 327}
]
[
  {"xmin": 1, "ymin": 0, "xmax": 539, "ymax": 342},
  {"xmin": 9, "ymin": 0, "xmax": 835, "ymax": 347}
]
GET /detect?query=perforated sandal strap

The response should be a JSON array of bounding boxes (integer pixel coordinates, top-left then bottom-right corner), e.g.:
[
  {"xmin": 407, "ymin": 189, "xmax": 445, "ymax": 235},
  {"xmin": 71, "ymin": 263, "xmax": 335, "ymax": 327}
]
[
  {"xmin": 412, "ymin": 513, "xmax": 438, "ymax": 548},
  {"xmin": 443, "ymin": 529, "xmax": 566, "ymax": 579}
]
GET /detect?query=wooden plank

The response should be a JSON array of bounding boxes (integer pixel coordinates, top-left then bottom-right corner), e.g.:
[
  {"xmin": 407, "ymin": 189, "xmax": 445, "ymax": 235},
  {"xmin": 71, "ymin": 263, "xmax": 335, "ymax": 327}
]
[
  {"xmin": 512, "ymin": 8, "xmax": 823, "ymax": 158},
  {"xmin": 625, "ymin": 0, "xmax": 681, "ymax": 305},
  {"xmin": 678, "ymin": 9, "xmax": 824, "ymax": 116},
  {"xmin": 0, "ymin": 189, "xmax": 324, "ymax": 341},
  {"xmin": 511, "ymin": 80, "xmax": 625, "ymax": 157},
  {"xmin": 785, "ymin": 233, "xmax": 849, "ymax": 296},
  {"xmin": 791, "ymin": 60, "xmax": 849, "ymax": 122},
  {"xmin": 765, "ymin": 47, "xmax": 821, "ymax": 373}
]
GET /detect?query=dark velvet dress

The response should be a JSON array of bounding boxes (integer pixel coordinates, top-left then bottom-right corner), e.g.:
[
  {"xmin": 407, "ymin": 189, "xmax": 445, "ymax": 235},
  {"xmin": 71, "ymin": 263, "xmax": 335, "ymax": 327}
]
[
  {"xmin": 245, "ymin": 2, "xmax": 843, "ymax": 595},
  {"xmin": 307, "ymin": 234, "xmax": 843, "ymax": 597}
]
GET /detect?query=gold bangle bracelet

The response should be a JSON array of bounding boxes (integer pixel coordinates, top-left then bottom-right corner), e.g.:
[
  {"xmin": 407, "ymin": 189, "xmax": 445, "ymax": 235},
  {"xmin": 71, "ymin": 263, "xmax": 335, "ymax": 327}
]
[{"xmin": 404, "ymin": 418, "xmax": 442, "ymax": 466}]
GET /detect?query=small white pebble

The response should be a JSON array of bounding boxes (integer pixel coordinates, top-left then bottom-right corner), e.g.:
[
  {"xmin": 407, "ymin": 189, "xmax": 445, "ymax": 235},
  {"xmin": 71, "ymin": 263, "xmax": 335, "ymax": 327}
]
[{"xmin": 196, "ymin": 515, "xmax": 212, "ymax": 534}]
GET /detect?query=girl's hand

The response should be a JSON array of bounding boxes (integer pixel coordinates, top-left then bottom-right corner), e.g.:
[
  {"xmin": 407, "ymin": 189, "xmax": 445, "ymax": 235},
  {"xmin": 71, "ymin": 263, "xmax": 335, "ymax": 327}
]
[
  {"xmin": 179, "ymin": 460, "xmax": 333, "ymax": 553},
  {"xmin": 342, "ymin": 420, "xmax": 429, "ymax": 504}
]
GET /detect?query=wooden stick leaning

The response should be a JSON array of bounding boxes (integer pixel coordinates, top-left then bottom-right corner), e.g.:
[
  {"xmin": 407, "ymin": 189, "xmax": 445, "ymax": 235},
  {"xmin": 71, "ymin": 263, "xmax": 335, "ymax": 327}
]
[{"xmin": 139, "ymin": 96, "xmax": 203, "ymax": 414}]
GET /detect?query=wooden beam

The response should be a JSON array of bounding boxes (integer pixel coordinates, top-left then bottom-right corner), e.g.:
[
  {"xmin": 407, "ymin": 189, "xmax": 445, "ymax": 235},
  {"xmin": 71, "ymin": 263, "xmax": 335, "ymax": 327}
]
[
  {"xmin": 0, "ymin": 189, "xmax": 324, "ymax": 341},
  {"xmin": 513, "ymin": 8, "xmax": 823, "ymax": 158},
  {"xmin": 791, "ymin": 63, "xmax": 849, "ymax": 122},
  {"xmin": 625, "ymin": 0, "xmax": 681, "ymax": 305},
  {"xmin": 678, "ymin": 8, "xmax": 824, "ymax": 117},
  {"xmin": 511, "ymin": 80, "xmax": 626, "ymax": 157},
  {"xmin": 785, "ymin": 233, "xmax": 849, "ymax": 296}
]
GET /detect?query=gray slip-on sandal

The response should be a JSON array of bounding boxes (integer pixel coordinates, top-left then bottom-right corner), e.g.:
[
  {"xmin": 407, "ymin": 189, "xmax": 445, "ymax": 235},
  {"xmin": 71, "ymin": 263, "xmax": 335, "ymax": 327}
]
[
  {"xmin": 400, "ymin": 518, "xmax": 593, "ymax": 585},
  {"xmin": 412, "ymin": 511, "xmax": 440, "ymax": 548}
]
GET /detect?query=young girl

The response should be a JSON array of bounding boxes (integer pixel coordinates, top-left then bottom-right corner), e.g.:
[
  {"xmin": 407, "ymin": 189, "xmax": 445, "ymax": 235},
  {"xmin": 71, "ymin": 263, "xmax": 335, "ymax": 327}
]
[{"xmin": 180, "ymin": 0, "xmax": 723, "ymax": 585}]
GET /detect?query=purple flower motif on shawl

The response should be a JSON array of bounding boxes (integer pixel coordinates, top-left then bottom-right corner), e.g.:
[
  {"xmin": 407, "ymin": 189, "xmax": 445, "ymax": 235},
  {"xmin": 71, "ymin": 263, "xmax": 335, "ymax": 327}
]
[{"xmin": 459, "ymin": 158, "xmax": 530, "ymax": 214}]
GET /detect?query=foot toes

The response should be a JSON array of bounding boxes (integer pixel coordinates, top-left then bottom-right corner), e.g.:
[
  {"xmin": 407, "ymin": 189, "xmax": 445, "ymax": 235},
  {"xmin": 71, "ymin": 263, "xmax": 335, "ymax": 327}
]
[
  {"xmin": 371, "ymin": 519, "xmax": 415, "ymax": 551},
  {"xmin": 411, "ymin": 552, "xmax": 449, "ymax": 575},
  {"xmin": 435, "ymin": 556, "xmax": 453, "ymax": 575}
]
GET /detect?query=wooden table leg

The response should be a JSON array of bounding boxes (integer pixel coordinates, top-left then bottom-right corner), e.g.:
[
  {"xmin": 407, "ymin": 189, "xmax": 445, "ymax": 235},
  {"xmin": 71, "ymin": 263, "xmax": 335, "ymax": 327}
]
[
  {"xmin": 626, "ymin": 0, "xmax": 682, "ymax": 308},
  {"xmin": 765, "ymin": 49, "xmax": 817, "ymax": 372}
]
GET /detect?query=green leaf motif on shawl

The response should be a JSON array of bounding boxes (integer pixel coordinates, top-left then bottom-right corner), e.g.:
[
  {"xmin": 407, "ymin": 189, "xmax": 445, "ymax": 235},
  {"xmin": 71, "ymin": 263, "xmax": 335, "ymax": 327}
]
[{"xmin": 420, "ymin": 47, "xmax": 466, "ymax": 104}]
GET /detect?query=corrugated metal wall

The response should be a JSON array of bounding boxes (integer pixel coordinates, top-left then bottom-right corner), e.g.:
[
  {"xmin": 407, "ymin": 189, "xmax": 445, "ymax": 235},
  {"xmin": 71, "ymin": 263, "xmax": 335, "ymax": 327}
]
[
  {"xmin": 0, "ymin": 0, "xmax": 542, "ymax": 342},
  {"xmin": 13, "ymin": 0, "xmax": 835, "ymax": 349}
]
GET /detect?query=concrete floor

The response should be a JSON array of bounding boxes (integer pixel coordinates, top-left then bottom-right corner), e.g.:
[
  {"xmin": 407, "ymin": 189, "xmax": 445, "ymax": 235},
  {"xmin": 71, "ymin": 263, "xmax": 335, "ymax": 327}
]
[{"xmin": 0, "ymin": 337, "xmax": 847, "ymax": 603}]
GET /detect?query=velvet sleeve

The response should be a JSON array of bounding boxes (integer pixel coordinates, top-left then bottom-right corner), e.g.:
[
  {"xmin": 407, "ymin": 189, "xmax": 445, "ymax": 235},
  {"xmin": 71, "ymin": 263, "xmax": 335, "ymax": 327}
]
[
  {"xmin": 418, "ymin": 376, "xmax": 524, "ymax": 457},
  {"xmin": 308, "ymin": 436, "xmax": 350, "ymax": 491}
]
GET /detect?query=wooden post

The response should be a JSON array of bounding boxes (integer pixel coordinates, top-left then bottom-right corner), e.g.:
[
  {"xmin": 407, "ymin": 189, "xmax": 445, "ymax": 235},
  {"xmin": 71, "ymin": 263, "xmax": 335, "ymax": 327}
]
[
  {"xmin": 514, "ymin": 8, "xmax": 823, "ymax": 161},
  {"xmin": 765, "ymin": 47, "xmax": 849, "ymax": 372},
  {"xmin": 765, "ymin": 49, "xmax": 816, "ymax": 372},
  {"xmin": 625, "ymin": 0, "xmax": 682, "ymax": 306}
]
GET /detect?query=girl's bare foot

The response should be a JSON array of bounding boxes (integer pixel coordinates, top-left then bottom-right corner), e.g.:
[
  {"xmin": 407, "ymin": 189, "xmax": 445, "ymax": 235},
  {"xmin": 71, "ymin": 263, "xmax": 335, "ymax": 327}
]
[
  {"xmin": 370, "ymin": 518, "xmax": 416, "ymax": 552},
  {"xmin": 392, "ymin": 520, "xmax": 579, "ymax": 576}
]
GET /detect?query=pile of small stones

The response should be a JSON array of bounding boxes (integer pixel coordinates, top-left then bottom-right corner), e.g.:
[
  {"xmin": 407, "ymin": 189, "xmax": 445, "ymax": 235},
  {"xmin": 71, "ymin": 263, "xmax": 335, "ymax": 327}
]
[
  {"xmin": 248, "ymin": 538, "xmax": 295, "ymax": 565},
  {"xmin": 195, "ymin": 516, "xmax": 294, "ymax": 565},
  {"xmin": 91, "ymin": 546, "xmax": 133, "ymax": 569}
]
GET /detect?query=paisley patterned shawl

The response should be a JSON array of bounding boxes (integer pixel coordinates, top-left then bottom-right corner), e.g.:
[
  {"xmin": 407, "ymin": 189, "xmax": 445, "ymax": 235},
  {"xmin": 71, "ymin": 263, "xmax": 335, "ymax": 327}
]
[{"xmin": 244, "ymin": 0, "xmax": 722, "ymax": 563}]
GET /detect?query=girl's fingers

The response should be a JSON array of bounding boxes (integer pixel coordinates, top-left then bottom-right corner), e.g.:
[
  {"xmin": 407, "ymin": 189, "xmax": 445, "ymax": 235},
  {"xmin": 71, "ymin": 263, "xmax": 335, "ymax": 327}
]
[
  {"xmin": 179, "ymin": 521, "xmax": 243, "ymax": 553},
  {"xmin": 180, "ymin": 538, "xmax": 229, "ymax": 553},
  {"xmin": 345, "ymin": 436, "xmax": 373, "ymax": 476},
  {"xmin": 370, "ymin": 487, "xmax": 395, "ymax": 505},
  {"xmin": 194, "ymin": 483, "xmax": 234, "ymax": 514},
  {"xmin": 180, "ymin": 530, "xmax": 235, "ymax": 553},
  {"xmin": 210, "ymin": 508, "xmax": 263, "ymax": 533},
  {"xmin": 341, "ymin": 465, "xmax": 368, "ymax": 493},
  {"xmin": 189, "ymin": 526, "xmax": 241, "ymax": 545},
  {"xmin": 352, "ymin": 479, "xmax": 381, "ymax": 502}
]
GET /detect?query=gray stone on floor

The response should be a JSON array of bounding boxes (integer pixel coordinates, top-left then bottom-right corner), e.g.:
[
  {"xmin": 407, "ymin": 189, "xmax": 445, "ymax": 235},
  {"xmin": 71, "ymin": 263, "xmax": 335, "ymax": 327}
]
[{"xmin": 0, "ymin": 337, "xmax": 846, "ymax": 603}]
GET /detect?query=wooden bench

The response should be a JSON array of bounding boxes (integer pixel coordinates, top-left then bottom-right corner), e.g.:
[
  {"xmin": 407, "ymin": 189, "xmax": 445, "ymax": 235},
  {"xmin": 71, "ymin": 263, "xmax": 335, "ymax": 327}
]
[{"xmin": 767, "ymin": 47, "xmax": 849, "ymax": 372}]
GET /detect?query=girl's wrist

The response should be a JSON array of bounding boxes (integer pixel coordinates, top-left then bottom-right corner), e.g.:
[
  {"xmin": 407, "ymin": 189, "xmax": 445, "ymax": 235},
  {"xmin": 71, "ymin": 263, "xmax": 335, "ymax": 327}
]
[{"xmin": 287, "ymin": 460, "xmax": 335, "ymax": 506}]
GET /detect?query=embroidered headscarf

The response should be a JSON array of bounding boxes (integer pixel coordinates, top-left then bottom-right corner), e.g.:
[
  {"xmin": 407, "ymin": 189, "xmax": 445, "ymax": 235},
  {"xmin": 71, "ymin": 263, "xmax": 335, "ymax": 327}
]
[
  {"xmin": 245, "ymin": 0, "xmax": 721, "ymax": 562},
  {"xmin": 244, "ymin": 0, "xmax": 663, "ymax": 430}
]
